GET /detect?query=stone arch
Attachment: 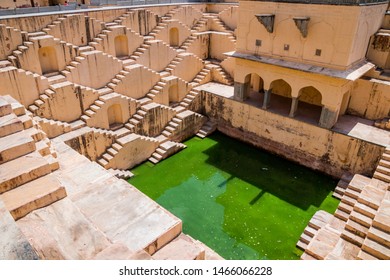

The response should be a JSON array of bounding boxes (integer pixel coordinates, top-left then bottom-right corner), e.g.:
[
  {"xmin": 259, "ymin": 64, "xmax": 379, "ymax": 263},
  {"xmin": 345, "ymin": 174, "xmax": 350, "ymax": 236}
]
[
  {"xmin": 38, "ymin": 46, "xmax": 59, "ymax": 75},
  {"xmin": 267, "ymin": 79, "xmax": 292, "ymax": 115},
  {"xmin": 114, "ymin": 35, "xmax": 129, "ymax": 58},
  {"xmin": 298, "ymin": 86, "xmax": 322, "ymax": 106},
  {"xmin": 295, "ymin": 86, "xmax": 323, "ymax": 124},
  {"xmin": 107, "ymin": 104, "xmax": 123, "ymax": 129},
  {"xmin": 168, "ymin": 84, "xmax": 179, "ymax": 103},
  {"xmin": 269, "ymin": 79, "xmax": 292, "ymax": 98},
  {"xmin": 169, "ymin": 27, "xmax": 179, "ymax": 47},
  {"xmin": 242, "ymin": 73, "xmax": 264, "ymax": 105}
]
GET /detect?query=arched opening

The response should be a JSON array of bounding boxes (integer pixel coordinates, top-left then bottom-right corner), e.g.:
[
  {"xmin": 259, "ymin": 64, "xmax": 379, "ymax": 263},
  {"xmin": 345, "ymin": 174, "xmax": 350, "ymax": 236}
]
[
  {"xmin": 268, "ymin": 79, "xmax": 292, "ymax": 115},
  {"xmin": 297, "ymin": 86, "xmax": 322, "ymax": 124},
  {"xmin": 243, "ymin": 73, "xmax": 264, "ymax": 107},
  {"xmin": 38, "ymin": 46, "xmax": 59, "ymax": 76},
  {"xmin": 168, "ymin": 84, "xmax": 179, "ymax": 105},
  {"xmin": 107, "ymin": 104, "xmax": 123, "ymax": 130},
  {"xmin": 169, "ymin": 28, "xmax": 179, "ymax": 47},
  {"xmin": 114, "ymin": 35, "xmax": 129, "ymax": 58}
]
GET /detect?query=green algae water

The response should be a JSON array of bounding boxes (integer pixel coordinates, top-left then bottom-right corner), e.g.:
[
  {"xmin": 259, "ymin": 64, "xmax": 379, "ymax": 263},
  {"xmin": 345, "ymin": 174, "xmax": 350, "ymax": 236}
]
[{"xmin": 129, "ymin": 132, "xmax": 338, "ymax": 260}]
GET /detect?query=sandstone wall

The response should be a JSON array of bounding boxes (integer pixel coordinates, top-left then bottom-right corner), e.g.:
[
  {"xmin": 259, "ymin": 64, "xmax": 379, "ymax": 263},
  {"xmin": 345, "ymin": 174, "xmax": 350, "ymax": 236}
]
[
  {"xmin": 209, "ymin": 32, "xmax": 235, "ymax": 61},
  {"xmin": 171, "ymin": 53, "xmax": 204, "ymax": 82},
  {"xmin": 203, "ymin": 91, "xmax": 384, "ymax": 178},
  {"xmin": 0, "ymin": 67, "xmax": 45, "ymax": 106},
  {"xmin": 113, "ymin": 64, "xmax": 160, "ymax": 99},
  {"xmin": 184, "ymin": 33, "xmax": 209, "ymax": 59},
  {"xmin": 0, "ymin": 25, "xmax": 23, "ymax": 60},
  {"xmin": 171, "ymin": 5, "xmax": 204, "ymax": 29},
  {"xmin": 64, "ymin": 130, "xmax": 115, "ymax": 162},
  {"xmin": 218, "ymin": 5, "xmax": 238, "ymax": 31},
  {"xmin": 135, "ymin": 40, "xmax": 177, "ymax": 72},
  {"xmin": 64, "ymin": 50, "xmax": 122, "ymax": 89},
  {"xmin": 348, "ymin": 78, "xmax": 390, "ymax": 120}
]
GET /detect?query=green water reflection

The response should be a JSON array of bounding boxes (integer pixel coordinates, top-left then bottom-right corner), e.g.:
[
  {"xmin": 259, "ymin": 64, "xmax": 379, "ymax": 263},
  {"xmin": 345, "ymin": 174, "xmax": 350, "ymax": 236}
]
[{"xmin": 129, "ymin": 132, "xmax": 338, "ymax": 260}]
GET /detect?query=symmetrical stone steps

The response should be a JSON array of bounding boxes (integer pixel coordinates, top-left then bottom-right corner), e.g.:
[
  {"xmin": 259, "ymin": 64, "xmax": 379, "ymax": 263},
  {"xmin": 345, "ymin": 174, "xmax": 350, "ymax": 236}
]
[
  {"xmin": 196, "ymin": 119, "xmax": 217, "ymax": 139},
  {"xmin": 373, "ymin": 148, "xmax": 390, "ymax": 183},
  {"xmin": 148, "ymin": 140, "xmax": 186, "ymax": 164},
  {"xmin": 152, "ymin": 233, "xmax": 205, "ymax": 260}
]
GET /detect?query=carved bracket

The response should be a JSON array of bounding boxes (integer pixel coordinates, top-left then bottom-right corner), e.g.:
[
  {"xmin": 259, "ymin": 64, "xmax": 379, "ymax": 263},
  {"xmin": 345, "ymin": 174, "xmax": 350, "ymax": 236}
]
[
  {"xmin": 293, "ymin": 17, "xmax": 310, "ymax": 38},
  {"xmin": 255, "ymin": 14, "xmax": 275, "ymax": 33}
]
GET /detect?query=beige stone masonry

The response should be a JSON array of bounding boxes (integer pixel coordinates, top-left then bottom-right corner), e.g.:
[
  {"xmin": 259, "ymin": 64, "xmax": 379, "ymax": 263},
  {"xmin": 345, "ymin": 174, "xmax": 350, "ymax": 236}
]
[
  {"xmin": 0, "ymin": 24, "xmax": 23, "ymax": 61},
  {"xmin": 0, "ymin": 174, "xmax": 66, "ymax": 221},
  {"xmin": 152, "ymin": 233, "xmax": 205, "ymax": 260}
]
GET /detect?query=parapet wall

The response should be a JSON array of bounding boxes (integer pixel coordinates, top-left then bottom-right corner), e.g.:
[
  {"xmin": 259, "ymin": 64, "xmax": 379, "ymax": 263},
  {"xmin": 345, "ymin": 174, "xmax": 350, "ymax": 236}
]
[{"xmin": 202, "ymin": 90, "xmax": 385, "ymax": 178}]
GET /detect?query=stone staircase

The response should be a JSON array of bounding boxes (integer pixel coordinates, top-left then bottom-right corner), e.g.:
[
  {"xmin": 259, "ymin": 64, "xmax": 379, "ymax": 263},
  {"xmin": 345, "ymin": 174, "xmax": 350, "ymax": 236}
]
[
  {"xmin": 0, "ymin": 95, "xmax": 66, "ymax": 221},
  {"xmin": 160, "ymin": 115, "xmax": 183, "ymax": 139},
  {"xmin": 192, "ymin": 16, "xmax": 209, "ymax": 33},
  {"xmin": 191, "ymin": 66, "xmax": 212, "ymax": 86},
  {"xmin": 125, "ymin": 107, "xmax": 148, "ymax": 132},
  {"xmin": 332, "ymin": 173, "xmax": 353, "ymax": 199},
  {"xmin": 148, "ymin": 140, "xmax": 186, "ymax": 164},
  {"xmin": 179, "ymin": 88, "xmax": 201, "ymax": 108},
  {"xmin": 165, "ymin": 55, "xmax": 184, "ymax": 73},
  {"xmin": 80, "ymin": 92, "xmax": 130, "ymax": 127},
  {"xmin": 211, "ymin": 64, "xmax": 234, "ymax": 86},
  {"xmin": 97, "ymin": 133, "xmax": 159, "ymax": 170},
  {"xmin": 210, "ymin": 16, "xmax": 236, "ymax": 42},
  {"xmin": 298, "ymin": 171, "xmax": 390, "ymax": 260},
  {"xmin": 152, "ymin": 233, "xmax": 205, "ymax": 260},
  {"xmin": 107, "ymin": 168, "xmax": 134, "ymax": 180},
  {"xmin": 373, "ymin": 148, "xmax": 390, "ymax": 183},
  {"xmin": 196, "ymin": 119, "xmax": 217, "ymax": 139}
]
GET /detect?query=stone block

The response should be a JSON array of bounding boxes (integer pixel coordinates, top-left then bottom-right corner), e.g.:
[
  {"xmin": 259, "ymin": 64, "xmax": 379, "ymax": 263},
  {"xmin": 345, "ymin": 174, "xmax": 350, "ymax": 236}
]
[
  {"xmin": 0, "ymin": 200, "xmax": 38, "ymax": 260},
  {"xmin": 0, "ymin": 174, "xmax": 67, "ymax": 220},
  {"xmin": 0, "ymin": 151, "xmax": 51, "ymax": 194},
  {"xmin": 0, "ymin": 130, "xmax": 36, "ymax": 164}
]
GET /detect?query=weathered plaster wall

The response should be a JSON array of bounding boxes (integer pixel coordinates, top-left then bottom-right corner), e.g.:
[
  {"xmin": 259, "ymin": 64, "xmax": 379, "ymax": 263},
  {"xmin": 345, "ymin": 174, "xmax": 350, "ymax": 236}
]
[
  {"xmin": 203, "ymin": 91, "xmax": 384, "ymax": 178},
  {"xmin": 209, "ymin": 32, "xmax": 235, "ymax": 61},
  {"xmin": 0, "ymin": 25, "xmax": 23, "ymax": 60},
  {"xmin": 237, "ymin": 1, "xmax": 387, "ymax": 70},
  {"xmin": 348, "ymin": 78, "xmax": 390, "ymax": 120}
]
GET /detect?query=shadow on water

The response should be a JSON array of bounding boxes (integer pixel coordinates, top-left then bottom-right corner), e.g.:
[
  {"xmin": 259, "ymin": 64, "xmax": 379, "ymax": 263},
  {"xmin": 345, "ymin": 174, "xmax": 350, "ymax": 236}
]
[
  {"xmin": 129, "ymin": 131, "xmax": 338, "ymax": 260},
  {"xmin": 203, "ymin": 132, "xmax": 336, "ymax": 211}
]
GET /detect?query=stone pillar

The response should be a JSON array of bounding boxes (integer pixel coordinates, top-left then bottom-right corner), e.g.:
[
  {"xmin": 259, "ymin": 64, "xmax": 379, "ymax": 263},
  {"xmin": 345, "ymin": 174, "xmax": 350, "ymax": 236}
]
[
  {"xmin": 262, "ymin": 90, "xmax": 271, "ymax": 109},
  {"xmin": 289, "ymin": 97, "xmax": 298, "ymax": 117},
  {"xmin": 319, "ymin": 107, "xmax": 339, "ymax": 129},
  {"xmin": 234, "ymin": 82, "xmax": 246, "ymax": 102}
]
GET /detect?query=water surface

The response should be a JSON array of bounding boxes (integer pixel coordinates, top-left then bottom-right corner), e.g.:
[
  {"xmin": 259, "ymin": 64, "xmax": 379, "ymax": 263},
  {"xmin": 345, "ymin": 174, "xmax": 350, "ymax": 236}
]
[{"xmin": 129, "ymin": 132, "xmax": 338, "ymax": 260}]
